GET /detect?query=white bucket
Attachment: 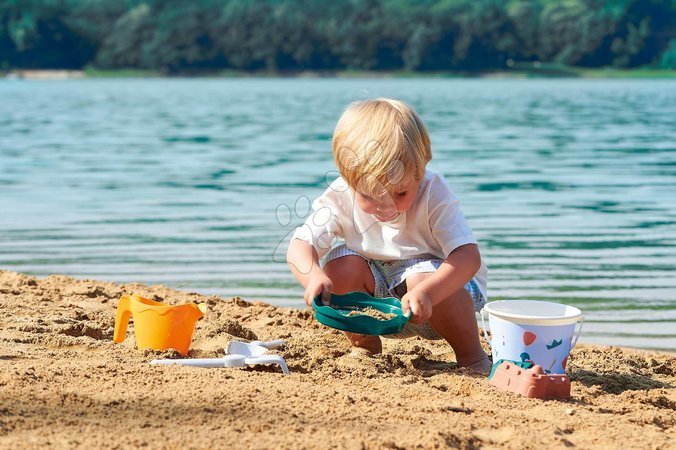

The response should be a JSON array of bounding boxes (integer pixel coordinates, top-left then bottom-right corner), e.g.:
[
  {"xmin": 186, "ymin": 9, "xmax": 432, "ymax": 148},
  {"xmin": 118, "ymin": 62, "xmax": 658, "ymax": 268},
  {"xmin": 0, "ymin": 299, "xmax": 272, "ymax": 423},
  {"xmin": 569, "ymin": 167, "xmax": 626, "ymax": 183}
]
[{"xmin": 481, "ymin": 300, "xmax": 583, "ymax": 374}]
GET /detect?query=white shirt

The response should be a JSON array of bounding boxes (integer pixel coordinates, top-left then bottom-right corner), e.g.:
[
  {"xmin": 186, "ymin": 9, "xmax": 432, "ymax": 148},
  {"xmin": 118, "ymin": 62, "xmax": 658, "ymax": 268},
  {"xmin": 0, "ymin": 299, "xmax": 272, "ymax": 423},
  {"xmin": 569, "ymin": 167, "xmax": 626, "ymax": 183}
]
[{"xmin": 292, "ymin": 168, "xmax": 488, "ymax": 299}]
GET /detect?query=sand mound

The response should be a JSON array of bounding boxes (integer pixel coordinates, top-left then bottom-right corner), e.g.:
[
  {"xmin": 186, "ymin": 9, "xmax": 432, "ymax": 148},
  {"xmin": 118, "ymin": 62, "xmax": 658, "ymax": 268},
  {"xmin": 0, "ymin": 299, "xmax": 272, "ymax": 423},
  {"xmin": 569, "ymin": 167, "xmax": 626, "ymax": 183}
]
[{"xmin": 0, "ymin": 270, "xmax": 674, "ymax": 449}]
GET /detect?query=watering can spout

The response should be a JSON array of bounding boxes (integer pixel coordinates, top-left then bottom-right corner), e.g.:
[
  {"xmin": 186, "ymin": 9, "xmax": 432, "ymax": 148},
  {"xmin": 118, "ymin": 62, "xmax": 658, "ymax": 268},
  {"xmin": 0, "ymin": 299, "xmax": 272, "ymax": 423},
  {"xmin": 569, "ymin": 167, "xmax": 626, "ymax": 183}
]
[
  {"xmin": 186, "ymin": 302, "xmax": 207, "ymax": 322},
  {"xmin": 196, "ymin": 302, "xmax": 207, "ymax": 317}
]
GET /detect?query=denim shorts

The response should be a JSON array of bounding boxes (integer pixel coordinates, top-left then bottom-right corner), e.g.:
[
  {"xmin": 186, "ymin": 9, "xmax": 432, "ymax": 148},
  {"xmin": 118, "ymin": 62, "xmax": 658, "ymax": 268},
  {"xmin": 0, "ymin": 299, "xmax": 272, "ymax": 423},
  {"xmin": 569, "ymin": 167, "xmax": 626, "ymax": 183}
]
[{"xmin": 322, "ymin": 244, "xmax": 486, "ymax": 340}]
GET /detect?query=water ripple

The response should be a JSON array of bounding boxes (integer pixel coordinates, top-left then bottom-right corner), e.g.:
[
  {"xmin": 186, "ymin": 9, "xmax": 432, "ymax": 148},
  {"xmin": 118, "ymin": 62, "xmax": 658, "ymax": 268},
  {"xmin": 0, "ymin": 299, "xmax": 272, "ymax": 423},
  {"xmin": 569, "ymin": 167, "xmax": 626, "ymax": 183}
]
[{"xmin": 1, "ymin": 78, "xmax": 675, "ymax": 350}]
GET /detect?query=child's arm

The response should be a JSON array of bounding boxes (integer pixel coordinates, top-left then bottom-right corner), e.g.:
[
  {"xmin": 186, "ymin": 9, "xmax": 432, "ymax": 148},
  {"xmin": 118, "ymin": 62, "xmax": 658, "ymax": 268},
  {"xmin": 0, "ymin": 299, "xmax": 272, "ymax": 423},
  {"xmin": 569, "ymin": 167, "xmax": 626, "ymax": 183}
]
[
  {"xmin": 401, "ymin": 243, "xmax": 481, "ymax": 323},
  {"xmin": 287, "ymin": 238, "xmax": 333, "ymax": 306}
]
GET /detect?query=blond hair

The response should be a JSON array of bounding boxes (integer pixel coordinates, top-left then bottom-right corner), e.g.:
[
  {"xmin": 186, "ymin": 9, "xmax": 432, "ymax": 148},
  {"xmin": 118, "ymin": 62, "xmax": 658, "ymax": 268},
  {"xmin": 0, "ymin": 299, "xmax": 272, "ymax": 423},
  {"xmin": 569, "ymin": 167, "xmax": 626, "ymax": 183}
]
[{"xmin": 332, "ymin": 98, "xmax": 431, "ymax": 198}]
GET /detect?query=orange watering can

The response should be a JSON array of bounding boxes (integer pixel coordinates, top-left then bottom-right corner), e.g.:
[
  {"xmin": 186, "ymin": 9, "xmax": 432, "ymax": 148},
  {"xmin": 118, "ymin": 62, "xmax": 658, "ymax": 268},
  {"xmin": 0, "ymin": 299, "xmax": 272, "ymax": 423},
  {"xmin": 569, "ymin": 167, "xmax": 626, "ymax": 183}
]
[{"xmin": 114, "ymin": 294, "xmax": 207, "ymax": 356}]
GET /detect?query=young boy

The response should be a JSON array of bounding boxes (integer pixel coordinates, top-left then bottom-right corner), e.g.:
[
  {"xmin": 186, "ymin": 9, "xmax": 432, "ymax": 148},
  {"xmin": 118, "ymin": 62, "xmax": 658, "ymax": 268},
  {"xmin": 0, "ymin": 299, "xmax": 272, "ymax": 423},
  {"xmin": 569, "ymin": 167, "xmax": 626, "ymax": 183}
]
[{"xmin": 286, "ymin": 98, "xmax": 491, "ymax": 374}]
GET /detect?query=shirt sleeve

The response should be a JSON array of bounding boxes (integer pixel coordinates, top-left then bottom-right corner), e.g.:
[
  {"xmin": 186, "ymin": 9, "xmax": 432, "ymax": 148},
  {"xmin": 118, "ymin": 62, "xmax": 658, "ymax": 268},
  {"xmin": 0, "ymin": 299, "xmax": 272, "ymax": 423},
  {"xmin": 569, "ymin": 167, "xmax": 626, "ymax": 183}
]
[
  {"xmin": 428, "ymin": 175, "xmax": 477, "ymax": 257},
  {"xmin": 291, "ymin": 182, "xmax": 345, "ymax": 259}
]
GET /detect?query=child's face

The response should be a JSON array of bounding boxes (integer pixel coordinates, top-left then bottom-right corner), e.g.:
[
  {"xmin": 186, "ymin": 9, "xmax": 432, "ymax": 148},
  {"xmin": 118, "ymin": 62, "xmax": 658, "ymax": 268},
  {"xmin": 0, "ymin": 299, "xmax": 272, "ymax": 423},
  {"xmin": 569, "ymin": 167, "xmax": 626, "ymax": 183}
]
[{"xmin": 354, "ymin": 177, "xmax": 420, "ymax": 222}]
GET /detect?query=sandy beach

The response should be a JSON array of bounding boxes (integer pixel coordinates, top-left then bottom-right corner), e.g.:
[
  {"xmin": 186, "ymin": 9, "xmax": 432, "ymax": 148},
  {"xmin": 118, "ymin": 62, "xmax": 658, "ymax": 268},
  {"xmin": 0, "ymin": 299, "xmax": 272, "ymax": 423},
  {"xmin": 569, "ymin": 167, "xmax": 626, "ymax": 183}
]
[{"xmin": 0, "ymin": 270, "xmax": 674, "ymax": 449}]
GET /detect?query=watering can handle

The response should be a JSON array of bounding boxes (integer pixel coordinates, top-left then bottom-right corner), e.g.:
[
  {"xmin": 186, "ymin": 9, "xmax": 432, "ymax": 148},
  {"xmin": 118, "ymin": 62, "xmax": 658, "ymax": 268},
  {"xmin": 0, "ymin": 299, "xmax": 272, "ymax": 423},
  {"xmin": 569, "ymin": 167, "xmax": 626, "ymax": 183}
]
[
  {"xmin": 113, "ymin": 295, "xmax": 133, "ymax": 343},
  {"xmin": 570, "ymin": 317, "xmax": 584, "ymax": 349},
  {"xmin": 480, "ymin": 308, "xmax": 491, "ymax": 347}
]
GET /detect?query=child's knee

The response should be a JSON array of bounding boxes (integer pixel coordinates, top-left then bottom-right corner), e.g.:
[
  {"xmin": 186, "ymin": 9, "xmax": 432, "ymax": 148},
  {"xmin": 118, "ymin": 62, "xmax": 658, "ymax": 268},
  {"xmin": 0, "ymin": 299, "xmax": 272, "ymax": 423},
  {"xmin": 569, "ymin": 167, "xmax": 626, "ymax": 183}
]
[{"xmin": 323, "ymin": 255, "xmax": 375, "ymax": 294}]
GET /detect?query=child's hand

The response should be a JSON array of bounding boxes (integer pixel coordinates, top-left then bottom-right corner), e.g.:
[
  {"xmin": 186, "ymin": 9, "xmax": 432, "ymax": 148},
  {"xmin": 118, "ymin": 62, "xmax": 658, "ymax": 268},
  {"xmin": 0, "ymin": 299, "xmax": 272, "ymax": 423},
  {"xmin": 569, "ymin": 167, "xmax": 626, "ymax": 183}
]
[
  {"xmin": 401, "ymin": 289, "xmax": 433, "ymax": 324},
  {"xmin": 304, "ymin": 272, "xmax": 333, "ymax": 307}
]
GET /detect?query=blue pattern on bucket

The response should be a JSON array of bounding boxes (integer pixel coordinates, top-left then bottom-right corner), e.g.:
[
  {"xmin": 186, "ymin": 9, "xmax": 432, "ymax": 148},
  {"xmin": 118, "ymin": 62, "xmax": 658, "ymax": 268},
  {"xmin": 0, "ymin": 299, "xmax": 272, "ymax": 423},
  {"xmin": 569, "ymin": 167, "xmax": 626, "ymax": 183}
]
[{"xmin": 546, "ymin": 339, "xmax": 563, "ymax": 350}]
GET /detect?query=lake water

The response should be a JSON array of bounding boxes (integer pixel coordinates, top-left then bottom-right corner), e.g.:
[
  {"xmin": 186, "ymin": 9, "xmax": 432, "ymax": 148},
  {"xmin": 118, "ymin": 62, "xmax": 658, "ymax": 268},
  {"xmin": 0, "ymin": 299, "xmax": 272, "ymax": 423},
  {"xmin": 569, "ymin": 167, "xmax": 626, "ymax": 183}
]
[{"xmin": 1, "ymin": 78, "xmax": 675, "ymax": 351}]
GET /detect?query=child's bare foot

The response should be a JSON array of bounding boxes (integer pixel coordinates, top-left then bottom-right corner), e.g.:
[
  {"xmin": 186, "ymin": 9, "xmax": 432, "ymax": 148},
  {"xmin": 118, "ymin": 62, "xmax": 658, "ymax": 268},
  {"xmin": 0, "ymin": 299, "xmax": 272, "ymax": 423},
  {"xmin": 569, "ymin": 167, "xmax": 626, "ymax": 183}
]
[
  {"xmin": 344, "ymin": 332, "xmax": 382, "ymax": 354},
  {"xmin": 457, "ymin": 352, "xmax": 492, "ymax": 375}
]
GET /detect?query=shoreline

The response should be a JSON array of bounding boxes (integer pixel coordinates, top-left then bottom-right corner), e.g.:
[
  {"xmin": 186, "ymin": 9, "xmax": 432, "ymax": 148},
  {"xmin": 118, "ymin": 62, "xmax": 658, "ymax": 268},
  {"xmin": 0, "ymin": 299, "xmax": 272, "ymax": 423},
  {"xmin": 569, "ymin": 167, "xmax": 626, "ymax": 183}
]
[
  {"xmin": 3, "ymin": 270, "xmax": 671, "ymax": 354},
  {"xmin": 1, "ymin": 270, "xmax": 674, "ymax": 448}
]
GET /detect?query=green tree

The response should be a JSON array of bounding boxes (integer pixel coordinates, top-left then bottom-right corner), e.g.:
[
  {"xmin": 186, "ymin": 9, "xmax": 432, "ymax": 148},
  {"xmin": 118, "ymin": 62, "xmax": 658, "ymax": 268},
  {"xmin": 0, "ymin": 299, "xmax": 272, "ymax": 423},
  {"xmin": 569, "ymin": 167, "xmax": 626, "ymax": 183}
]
[
  {"xmin": 538, "ymin": 1, "xmax": 613, "ymax": 66},
  {"xmin": 608, "ymin": 0, "xmax": 676, "ymax": 67},
  {"xmin": 658, "ymin": 39, "xmax": 676, "ymax": 68},
  {"xmin": 1, "ymin": 0, "xmax": 675, "ymax": 72},
  {"xmin": 451, "ymin": 0, "xmax": 517, "ymax": 70},
  {"xmin": 0, "ymin": 0, "xmax": 95, "ymax": 68},
  {"xmin": 140, "ymin": 0, "xmax": 223, "ymax": 72},
  {"xmin": 95, "ymin": 3, "xmax": 154, "ymax": 68},
  {"xmin": 506, "ymin": 0, "xmax": 543, "ymax": 61}
]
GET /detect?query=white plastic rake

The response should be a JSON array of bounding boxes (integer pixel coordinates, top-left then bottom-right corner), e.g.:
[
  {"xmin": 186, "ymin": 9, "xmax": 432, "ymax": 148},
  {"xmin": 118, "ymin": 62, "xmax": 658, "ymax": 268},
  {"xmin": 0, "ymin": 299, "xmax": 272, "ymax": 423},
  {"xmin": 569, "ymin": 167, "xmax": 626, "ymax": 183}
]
[{"xmin": 150, "ymin": 339, "xmax": 289, "ymax": 375}]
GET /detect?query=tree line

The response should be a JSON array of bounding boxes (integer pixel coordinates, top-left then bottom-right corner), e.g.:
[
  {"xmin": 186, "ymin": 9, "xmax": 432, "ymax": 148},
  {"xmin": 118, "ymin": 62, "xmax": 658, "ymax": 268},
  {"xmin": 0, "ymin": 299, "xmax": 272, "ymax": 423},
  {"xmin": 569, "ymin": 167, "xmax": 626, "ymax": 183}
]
[{"xmin": 1, "ymin": 0, "xmax": 675, "ymax": 73}]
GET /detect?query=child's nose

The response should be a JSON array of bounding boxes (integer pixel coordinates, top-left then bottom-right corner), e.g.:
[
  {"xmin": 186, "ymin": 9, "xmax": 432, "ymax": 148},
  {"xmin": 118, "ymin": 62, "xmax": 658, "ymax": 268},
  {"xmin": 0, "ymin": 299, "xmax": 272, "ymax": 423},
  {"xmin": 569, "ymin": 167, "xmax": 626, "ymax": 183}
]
[{"xmin": 376, "ymin": 198, "xmax": 396, "ymax": 212}]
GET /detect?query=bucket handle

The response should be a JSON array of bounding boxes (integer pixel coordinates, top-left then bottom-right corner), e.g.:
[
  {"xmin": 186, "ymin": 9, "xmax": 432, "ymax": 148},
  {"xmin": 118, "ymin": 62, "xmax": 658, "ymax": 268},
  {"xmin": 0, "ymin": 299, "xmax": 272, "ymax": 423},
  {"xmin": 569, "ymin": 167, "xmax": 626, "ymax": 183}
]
[
  {"xmin": 570, "ymin": 317, "xmax": 584, "ymax": 350},
  {"xmin": 479, "ymin": 308, "xmax": 491, "ymax": 346}
]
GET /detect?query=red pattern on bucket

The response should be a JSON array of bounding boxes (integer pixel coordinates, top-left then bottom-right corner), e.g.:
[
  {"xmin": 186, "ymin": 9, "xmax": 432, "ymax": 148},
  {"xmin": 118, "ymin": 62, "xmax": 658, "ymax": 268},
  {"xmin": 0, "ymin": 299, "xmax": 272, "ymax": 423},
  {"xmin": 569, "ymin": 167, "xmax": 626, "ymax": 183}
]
[{"xmin": 523, "ymin": 331, "xmax": 537, "ymax": 346}]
